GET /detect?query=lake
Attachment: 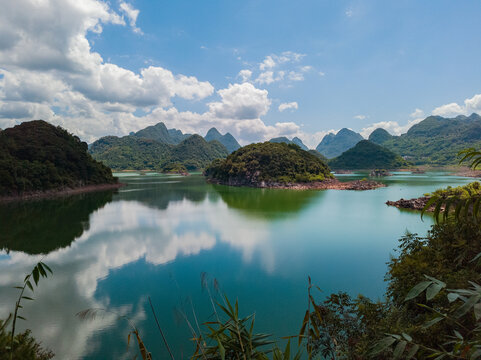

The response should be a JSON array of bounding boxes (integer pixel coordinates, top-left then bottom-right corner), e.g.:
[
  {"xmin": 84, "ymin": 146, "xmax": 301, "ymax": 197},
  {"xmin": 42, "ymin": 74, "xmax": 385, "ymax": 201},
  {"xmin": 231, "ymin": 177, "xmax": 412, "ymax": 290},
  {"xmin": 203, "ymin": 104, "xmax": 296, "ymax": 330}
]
[{"xmin": 0, "ymin": 172, "xmax": 475, "ymax": 359}]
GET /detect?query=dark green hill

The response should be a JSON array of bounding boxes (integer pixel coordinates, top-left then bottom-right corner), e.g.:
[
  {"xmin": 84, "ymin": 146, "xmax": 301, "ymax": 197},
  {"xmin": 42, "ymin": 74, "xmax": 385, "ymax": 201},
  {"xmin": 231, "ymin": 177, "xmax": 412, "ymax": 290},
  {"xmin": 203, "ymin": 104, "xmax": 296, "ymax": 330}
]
[
  {"xmin": 89, "ymin": 136, "xmax": 173, "ymax": 170},
  {"xmin": 308, "ymin": 149, "xmax": 328, "ymax": 162},
  {"xmin": 204, "ymin": 127, "xmax": 241, "ymax": 153},
  {"xmin": 368, "ymin": 128, "xmax": 393, "ymax": 144},
  {"xmin": 316, "ymin": 128, "xmax": 364, "ymax": 158},
  {"xmin": 132, "ymin": 122, "xmax": 190, "ymax": 144},
  {"xmin": 166, "ymin": 135, "xmax": 229, "ymax": 170},
  {"xmin": 382, "ymin": 113, "xmax": 481, "ymax": 165},
  {"xmin": 90, "ymin": 134, "xmax": 229, "ymax": 171},
  {"xmin": 0, "ymin": 120, "xmax": 116, "ymax": 196},
  {"xmin": 204, "ymin": 142, "xmax": 333, "ymax": 186},
  {"xmin": 328, "ymin": 140, "xmax": 408, "ymax": 170}
]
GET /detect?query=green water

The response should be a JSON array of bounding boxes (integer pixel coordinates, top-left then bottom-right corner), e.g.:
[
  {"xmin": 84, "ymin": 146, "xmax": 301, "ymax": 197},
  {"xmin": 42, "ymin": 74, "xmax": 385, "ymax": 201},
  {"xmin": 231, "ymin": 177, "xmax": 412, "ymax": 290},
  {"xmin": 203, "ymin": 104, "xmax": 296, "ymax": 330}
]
[{"xmin": 0, "ymin": 172, "xmax": 476, "ymax": 359}]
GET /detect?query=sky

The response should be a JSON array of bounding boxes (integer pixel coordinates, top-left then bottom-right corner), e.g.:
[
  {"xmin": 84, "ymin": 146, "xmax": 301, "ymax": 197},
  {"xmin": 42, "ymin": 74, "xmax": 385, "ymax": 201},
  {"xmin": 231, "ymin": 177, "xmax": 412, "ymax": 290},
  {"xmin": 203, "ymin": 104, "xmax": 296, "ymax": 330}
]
[{"xmin": 1, "ymin": 0, "xmax": 481, "ymax": 147}]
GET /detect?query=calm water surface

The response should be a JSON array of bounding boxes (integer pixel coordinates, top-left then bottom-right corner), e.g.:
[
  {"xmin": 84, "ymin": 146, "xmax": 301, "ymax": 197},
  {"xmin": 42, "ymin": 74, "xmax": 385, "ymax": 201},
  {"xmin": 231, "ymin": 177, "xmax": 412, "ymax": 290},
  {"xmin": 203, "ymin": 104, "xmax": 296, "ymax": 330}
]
[{"xmin": 0, "ymin": 172, "xmax": 476, "ymax": 359}]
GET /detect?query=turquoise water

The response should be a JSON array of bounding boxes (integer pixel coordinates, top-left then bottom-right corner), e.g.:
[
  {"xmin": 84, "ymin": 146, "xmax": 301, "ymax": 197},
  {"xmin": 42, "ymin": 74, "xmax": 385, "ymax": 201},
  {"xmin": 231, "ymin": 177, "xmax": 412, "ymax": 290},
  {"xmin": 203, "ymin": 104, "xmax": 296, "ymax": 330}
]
[{"xmin": 0, "ymin": 172, "xmax": 476, "ymax": 359}]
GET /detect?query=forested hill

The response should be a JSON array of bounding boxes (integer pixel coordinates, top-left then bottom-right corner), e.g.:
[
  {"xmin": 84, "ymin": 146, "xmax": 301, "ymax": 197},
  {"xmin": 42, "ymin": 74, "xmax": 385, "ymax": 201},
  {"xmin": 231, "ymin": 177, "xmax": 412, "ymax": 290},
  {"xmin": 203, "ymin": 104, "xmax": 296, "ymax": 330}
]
[
  {"xmin": 204, "ymin": 142, "xmax": 333, "ymax": 186},
  {"xmin": 380, "ymin": 113, "xmax": 481, "ymax": 165},
  {"xmin": 328, "ymin": 140, "xmax": 409, "ymax": 170},
  {"xmin": 316, "ymin": 128, "xmax": 363, "ymax": 158},
  {"xmin": 0, "ymin": 120, "xmax": 117, "ymax": 196},
  {"xmin": 368, "ymin": 128, "xmax": 393, "ymax": 144},
  {"xmin": 90, "ymin": 134, "xmax": 229, "ymax": 171}
]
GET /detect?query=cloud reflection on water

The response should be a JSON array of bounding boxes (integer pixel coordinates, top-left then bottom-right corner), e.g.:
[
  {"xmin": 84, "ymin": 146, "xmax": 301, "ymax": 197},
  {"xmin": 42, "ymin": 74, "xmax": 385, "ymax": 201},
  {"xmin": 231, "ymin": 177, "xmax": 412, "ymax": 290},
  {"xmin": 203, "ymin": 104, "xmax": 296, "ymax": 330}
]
[{"xmin": 0, "ymin": 192, "xmax": 276, "ymax": 359}]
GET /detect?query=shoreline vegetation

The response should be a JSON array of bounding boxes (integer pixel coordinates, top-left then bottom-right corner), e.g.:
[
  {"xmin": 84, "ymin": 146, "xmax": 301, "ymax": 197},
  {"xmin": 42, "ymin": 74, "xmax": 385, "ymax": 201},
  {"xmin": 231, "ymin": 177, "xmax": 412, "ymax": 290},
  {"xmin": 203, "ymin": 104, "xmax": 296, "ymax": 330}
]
[
  {"xmin": 387, "ymin": 181, "xmax": 481, "ymax": 212},
  {"xmin": 0, "ymin": 183, "xmax": 125, "ymax": 203},
  {"xmin": 207, "ymin": 177, "xmax": 386, "ymax": 190}
]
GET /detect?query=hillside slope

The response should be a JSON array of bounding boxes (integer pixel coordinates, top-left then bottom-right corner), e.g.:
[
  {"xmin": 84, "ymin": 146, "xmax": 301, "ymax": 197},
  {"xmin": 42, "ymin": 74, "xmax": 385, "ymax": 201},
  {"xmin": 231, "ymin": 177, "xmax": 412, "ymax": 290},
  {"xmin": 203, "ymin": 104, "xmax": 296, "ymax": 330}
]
[
  {"xmin": 328, "ymin": 140, "xmax": 408, "ymax": 169},
  {"xmin": 368, "ymin": 128, "xmax": 393, "ymax": 144},
  {"xmin": 90, "ymin": 134, "xmax": 229, "ymax": 171},
  {"xmin": 382, "ymin": 113, "xmax": 481, "ymax": 165}
]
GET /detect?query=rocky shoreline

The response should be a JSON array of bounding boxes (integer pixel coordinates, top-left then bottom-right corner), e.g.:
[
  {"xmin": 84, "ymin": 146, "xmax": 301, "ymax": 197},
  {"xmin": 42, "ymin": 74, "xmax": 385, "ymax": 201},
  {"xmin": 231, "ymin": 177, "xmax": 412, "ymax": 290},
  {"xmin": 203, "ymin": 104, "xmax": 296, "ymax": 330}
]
[
  {"xmin": 0, "ymin": 183, "xmax": 125, "ymax": 203},
  {"xmin": 207, "ymin": 178, "xmax": 385, "ymax": 190},
  {"xmin": 386, "ymin": 196, "xmax": 437, "ymax": 211}
]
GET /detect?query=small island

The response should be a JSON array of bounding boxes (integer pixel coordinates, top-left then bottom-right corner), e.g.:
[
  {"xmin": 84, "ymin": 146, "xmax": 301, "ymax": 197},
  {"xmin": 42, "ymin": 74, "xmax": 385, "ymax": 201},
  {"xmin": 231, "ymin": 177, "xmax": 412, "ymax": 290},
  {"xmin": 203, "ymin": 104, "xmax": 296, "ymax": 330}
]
[
  {"xmin": 204, "ymin": 142, "xmax": 384, "ymax": 190},
  {"xmin": 0, "ymin": 120, "xmax": 122, "ymax": 201}
]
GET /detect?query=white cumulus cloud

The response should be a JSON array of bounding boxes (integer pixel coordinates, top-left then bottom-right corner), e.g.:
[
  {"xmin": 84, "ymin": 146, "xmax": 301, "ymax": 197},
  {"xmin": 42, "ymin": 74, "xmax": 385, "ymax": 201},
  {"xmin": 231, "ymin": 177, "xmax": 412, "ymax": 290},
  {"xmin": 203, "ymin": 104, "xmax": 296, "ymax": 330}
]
[{"xmin": 278, "ymin": 102, "xmax": 298, "ymax": 112}]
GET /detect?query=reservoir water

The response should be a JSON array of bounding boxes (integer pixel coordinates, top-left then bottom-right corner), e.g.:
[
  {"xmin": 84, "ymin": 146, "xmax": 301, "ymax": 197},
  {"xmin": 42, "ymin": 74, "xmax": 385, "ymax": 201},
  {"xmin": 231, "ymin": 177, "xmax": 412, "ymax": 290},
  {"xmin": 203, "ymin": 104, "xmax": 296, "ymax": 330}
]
[{"xmin": 0, "ymin": 172, "xmax": 475, "ymax": 359}]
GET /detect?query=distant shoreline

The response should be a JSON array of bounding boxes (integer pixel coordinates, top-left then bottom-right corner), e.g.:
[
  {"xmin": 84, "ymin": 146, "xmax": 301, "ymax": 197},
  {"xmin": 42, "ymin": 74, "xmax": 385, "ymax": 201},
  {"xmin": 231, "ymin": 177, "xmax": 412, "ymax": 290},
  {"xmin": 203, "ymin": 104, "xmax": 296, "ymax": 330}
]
[
  {"xmin": 0, "ymin": 183, "xmax": 125, "ymax": 203},
  {"xmin": 207, "ymin": 178, "xmax": 385, "ymax": 191}
]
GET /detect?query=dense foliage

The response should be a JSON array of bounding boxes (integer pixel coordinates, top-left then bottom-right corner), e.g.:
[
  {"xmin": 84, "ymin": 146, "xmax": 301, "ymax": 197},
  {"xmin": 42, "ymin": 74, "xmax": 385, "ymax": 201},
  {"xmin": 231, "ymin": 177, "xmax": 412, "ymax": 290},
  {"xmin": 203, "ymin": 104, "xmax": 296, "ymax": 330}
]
[
  {"xmin": 0, "ymin": 120, "xmax": 116, "ymax": 196},
  {"xmin": 382, "ymin": 113, "xmax": 481, "ymax": 165},
  {"xmin": 368, "ymin": 128, "xmax": 393, "ymax": 145},
  {"xmin": 299, "ymin": 216, "xmax": 481, "ymax": 359},
  {"xmin": 204, "ymin": 128, "xmax": 241, "ymax": 153},
  {"xmin": 204, "ymin": 142, "xmax": 333, "ymax": 185},
  {"xmin": 316, "ymin": 128, "xmax": 364, "ymax": 158},
  {"xmin": 90, "ymin": 134, "xmax": 229, "ymax": 171},
  {"xmin": 167, "ymin": 135, "xmax": 229, "ymax": 170},
  {"xmin": 89, "ymin": 136, "xmax": 172, "ymax": 170},
  {"xmin": 0, "ymin": 323, "xmax": 53, "ymax": 360},
  {"xmin": 328, "ymin": 140, "xmax": 409, "ymax": 169}
]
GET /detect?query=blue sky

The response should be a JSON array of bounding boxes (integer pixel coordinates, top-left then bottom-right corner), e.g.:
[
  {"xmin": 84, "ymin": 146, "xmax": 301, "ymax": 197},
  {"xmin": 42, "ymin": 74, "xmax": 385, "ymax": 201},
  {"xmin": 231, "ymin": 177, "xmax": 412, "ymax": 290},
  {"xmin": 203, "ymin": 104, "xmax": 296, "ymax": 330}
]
[{"xmin": 1, "ymin": 0, "xmax": 481, "ymax": 146}]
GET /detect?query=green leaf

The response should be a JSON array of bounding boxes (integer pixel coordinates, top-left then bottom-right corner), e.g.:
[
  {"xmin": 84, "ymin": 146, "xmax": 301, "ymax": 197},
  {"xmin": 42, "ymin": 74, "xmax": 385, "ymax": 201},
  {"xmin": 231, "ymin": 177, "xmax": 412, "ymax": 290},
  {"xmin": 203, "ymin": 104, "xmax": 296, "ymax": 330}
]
[
  {"xmin": 406, "ymin": 344, "xmax": 419, "ymax": 359},
  {"xmin": 17, "ymin": 315, "xmax": 26, "ymax": 321},
  {"xmin": 33, "ymin": 267, "xmax": 39, "ymax": 286},
  {"xmin": 402, "ymin": 333, "xmax": 412, "ymax": 342},
  {"xmin": 216, "ymin": 337, "xmax": 225, "ymax": 360},
  {"xmin": 42, "ymin": 262, "xmax": 53, "ymax": 274},
  {"xmin": 405, "ymin": 281, "xmax": 432, "ymax": 301},
  {"xmin": 422, "ymin": 317, "xmax": 443, "ymax": 329},
  {"xmin": 26, "ymin": 280, "xmax": 34, "ymax": 292},
  {"xmin": 475, "ymin": 303, "xmax": 481, "ymax": 320},
  {"xmin": 448, "ymin": 293, "xmax": 460, "ymax": 303},
  {"xmin": 393, "ymin": 340, "xmax": 407, "ymax": 359},
  {"xmin": 22, "ymin": 296, "xmax": 34, "ymax": 301},
  {"xmin": 454, "ymin": 294, "xmax": 481, "ymax": 318},
  {"xmin": 426, "ymin": 282, "xmax": 445, "ymax": 301},
  {"xmin": 370, "ymin": 336, "xmax": 397, "ymax": 355}
]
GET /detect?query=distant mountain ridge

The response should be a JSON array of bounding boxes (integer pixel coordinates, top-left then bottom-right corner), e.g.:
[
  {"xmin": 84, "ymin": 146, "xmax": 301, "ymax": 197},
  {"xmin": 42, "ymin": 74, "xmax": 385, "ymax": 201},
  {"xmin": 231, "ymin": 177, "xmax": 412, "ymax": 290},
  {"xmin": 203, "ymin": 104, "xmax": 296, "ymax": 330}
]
[
  {"xmin": 316, "ymin": 128, "xmax": 364, "ymax": 158},
  {"xmin": 379, "ymin": 113, "xmax": 481, "ymax": 165},
  {"xmin": 269, "ymin": 136, "xmax": 309, "ymax": 150},
  {"xmin": 204, "ymin": 127, "xmax": 241, "ymax": 153},
  {"xmin": 132, "ymin": 122, "xmax": 191, "ymax": 144},
  {"xmin": 90, "ymin": 133, "xmax": 228, "ymax": 171}
]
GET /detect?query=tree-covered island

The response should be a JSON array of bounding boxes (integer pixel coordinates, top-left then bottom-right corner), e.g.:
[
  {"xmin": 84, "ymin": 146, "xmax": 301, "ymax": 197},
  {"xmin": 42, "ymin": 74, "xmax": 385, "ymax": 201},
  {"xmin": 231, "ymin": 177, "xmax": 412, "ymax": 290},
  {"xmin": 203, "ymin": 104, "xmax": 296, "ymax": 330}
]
[{"xmin": 204, "ymin": 141, "xmax": 385, "ymax": 190}]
